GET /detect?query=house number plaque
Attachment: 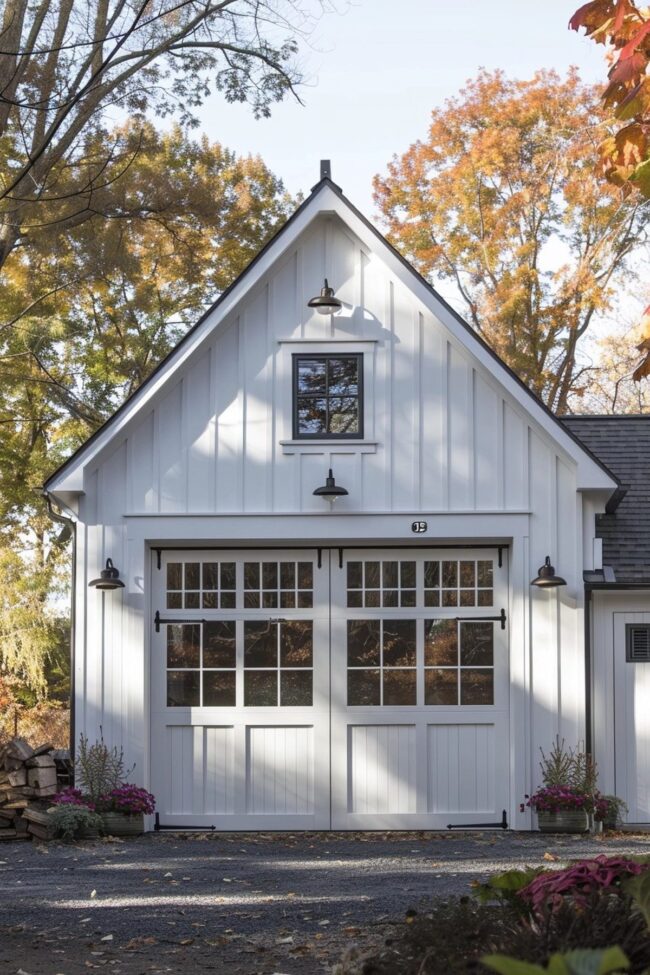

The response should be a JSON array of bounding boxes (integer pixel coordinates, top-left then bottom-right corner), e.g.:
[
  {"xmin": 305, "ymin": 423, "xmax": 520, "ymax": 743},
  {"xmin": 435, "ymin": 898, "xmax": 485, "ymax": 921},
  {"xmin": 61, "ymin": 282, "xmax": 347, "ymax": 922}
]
[{"xmin": 411, "ymin": 521, "xmax": 428, "ymax": 534}]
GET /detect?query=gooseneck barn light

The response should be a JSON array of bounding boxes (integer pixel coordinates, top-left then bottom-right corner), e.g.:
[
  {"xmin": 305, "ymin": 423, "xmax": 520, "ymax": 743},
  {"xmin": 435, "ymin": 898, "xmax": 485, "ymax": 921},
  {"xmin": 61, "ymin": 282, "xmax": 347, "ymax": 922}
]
[
  {"xmin": 313, "ymin": 468, "xmax": 348, "ymax": 503},
  {"xmin": 88, "ymin": 558, "xmax": 125, "ymax": 591},
  {"xmin": 530, "ymin": 556, "xmax": 567, "ymax": 588},
  {"xmin": 307, "ymin": 278, "xmax": 342, "ymax": 315}
]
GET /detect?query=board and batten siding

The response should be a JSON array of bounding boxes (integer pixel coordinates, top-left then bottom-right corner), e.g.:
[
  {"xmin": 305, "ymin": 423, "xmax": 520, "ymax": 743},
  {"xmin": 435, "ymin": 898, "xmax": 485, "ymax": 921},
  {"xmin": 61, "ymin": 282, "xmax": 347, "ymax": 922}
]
[
  {"xmin": 86, "ymin": 219, "xmax": 542, "ymax": 516},
  {"xmin": 72, "ymin": 213, "xmax": 592, "ymax": 828}
]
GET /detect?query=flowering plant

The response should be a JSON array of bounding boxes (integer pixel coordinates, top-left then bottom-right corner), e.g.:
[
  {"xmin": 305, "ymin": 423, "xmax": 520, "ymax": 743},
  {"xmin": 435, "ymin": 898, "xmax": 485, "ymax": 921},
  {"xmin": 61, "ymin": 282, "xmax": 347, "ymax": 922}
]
[
  {"xmin": 526, "ymin": 785, "xmax": 591, "ymax": 813},
  {"xmin": 102, "ymin": 784, "xmax": 155, "ymax": 815},
  {"xmin": 52, "ymin": 783, "xmax": 155, "ymax": 815},
  {"xmin": 51, "ymin": 787, "xmax": 96, "ymax": 811}
]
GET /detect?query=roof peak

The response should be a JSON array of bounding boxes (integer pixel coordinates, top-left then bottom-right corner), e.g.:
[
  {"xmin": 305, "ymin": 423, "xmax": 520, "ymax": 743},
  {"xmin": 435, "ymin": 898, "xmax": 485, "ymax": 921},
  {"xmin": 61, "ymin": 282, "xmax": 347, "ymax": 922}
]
[{"xmin": 311, "ymin": 158, "xmax": 342, "ymax": 193}]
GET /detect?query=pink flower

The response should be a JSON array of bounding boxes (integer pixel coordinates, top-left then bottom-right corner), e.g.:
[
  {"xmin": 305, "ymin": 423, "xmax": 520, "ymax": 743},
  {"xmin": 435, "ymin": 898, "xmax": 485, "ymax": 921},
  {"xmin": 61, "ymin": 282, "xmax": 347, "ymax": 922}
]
[{"xmin": 51, "ymin": 787, "xmax": 95, "ymax": 811}]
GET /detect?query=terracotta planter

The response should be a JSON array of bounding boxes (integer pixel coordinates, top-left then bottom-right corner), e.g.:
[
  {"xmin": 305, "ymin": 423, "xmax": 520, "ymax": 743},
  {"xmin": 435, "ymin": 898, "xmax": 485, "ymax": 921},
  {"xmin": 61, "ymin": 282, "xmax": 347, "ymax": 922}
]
[
  {"xmin": 537, "ymin": 810, "xmax": 589, "ymax": 833},
  {"xmin": 100, "ymin": 811, "xmax": 144, "ymax": 836}
]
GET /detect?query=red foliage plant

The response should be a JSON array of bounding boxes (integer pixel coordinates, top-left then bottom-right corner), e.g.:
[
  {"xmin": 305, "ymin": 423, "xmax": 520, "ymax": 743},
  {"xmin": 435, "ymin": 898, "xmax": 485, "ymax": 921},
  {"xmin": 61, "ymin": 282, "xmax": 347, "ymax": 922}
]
[{"xmin": 519, "ymin": 855, "xmax": 649, "ymax": 915}]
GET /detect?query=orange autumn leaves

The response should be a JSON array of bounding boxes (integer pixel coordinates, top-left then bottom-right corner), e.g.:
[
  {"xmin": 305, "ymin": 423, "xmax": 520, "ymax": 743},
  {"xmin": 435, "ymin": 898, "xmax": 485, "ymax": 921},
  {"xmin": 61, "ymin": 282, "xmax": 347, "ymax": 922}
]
[
  {"xmin": 571, "ymin": 0, "xmax": 650, "ymax": 378},
  {"xmin": 374, "ymin": 70, "xmax": 646, "ymax": 412}
]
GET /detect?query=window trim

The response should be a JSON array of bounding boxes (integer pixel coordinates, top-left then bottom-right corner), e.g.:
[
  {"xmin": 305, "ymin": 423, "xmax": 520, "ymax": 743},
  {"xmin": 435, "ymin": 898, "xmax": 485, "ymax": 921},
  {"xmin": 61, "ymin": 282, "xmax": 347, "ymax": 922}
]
[
  {"xmin": 625, "ymin": 623, "xmax": 650, "ymax": 663},
  {"xmin": 292, "ymin": 352, "xmax": 364, "ymax": 440}
]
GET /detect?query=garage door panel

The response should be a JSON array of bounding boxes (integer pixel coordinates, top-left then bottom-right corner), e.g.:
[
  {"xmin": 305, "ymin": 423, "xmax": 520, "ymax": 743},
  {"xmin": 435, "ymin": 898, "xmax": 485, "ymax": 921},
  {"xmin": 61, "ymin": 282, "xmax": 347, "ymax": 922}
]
[
  {"xmin": 427, "ymin": 722, "xmax": 498, "ymax": 814},
  {"xmin": 159, "ymin": 725, "xmax": 236, "ymax": 815},
  {"xmin": 247, "ymin": 725, "xmax": 314, "ymax": 815},
  {"xmin": 348, "ymin": 724, "xmax": 417, "ymax": 814}
]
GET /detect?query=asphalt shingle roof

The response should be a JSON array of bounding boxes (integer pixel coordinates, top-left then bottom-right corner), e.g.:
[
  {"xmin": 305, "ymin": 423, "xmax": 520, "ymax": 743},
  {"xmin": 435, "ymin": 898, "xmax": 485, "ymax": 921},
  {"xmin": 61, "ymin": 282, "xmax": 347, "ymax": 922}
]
[{"xmin": 562, "ymin": 415, "xmax": 650, "ymax": 584}]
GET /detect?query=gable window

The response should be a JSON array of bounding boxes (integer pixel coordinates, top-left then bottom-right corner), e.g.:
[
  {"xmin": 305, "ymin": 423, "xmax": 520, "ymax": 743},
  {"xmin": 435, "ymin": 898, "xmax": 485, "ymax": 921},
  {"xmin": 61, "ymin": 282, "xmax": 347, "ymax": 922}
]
[{"xmin": 293, "ymin": 354, "xmax": 363, "ymax": 439}]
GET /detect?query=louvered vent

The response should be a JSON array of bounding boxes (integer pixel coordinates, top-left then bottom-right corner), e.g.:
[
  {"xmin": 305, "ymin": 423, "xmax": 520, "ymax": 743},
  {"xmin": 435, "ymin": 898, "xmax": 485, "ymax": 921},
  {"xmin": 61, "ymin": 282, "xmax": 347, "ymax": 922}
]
[{"xmin": 626, "ymin": 625, "xmax": 650, "ymax": 663}]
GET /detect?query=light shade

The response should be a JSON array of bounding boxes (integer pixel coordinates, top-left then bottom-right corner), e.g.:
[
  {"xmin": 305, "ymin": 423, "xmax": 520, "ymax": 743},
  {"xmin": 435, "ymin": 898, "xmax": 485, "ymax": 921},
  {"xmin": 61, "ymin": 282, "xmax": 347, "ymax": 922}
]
[
  {"xmin": 530, "ymin": 556, "xmax": 566, "ymax": 588},
  {"xmin": 89, "ymin": 558, "xmax": 125, "ymax": 590},
  {"xmin": 313, "ymin": 468, "xmax": 348, "ymax": 503},
  {"xmin": 307, "ymin": 278, "xmax": 342, "ymax": 315}
]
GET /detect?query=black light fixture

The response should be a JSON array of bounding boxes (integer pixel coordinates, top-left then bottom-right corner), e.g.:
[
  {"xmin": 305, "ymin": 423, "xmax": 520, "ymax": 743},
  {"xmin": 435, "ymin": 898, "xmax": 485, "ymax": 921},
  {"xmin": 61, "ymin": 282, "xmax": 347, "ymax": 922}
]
[
  {"xmin": 530, "ymin": 556, "xmax": 567, "ymax": 588},
  {"xmin": 307, "ymin": 278, "xmax": 342, "ymax": 315},
  {"xmin": 313, "ymin": 468, "xmax": 348, "ymax": 503},
  {"xmin": 88, "ymin": 558, "xmax": 125, "ymax": 591}
]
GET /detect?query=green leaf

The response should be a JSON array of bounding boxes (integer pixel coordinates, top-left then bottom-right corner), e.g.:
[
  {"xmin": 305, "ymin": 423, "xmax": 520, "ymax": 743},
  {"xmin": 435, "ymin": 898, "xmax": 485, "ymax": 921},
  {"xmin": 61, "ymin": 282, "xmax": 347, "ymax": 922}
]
[
  {"xmin": 562, "ymin": 947, "xmax": 629, "ymax": 975},
  {"xmin": 473, "ymin": 867, "xmax": 542, "ymax": 904},
  {"xmin": 482, "ymin": 955, "xmax": 548, "ymax": 975},
  {"xmin": 481, "ymin": 949, "xmax": 630, "ymax": 975}
]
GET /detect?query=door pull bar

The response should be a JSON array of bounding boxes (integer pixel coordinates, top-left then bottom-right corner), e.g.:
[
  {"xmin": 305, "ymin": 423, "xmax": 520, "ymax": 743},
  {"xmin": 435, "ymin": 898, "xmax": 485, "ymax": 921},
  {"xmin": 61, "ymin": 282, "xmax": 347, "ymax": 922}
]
[{"xmin": 455, "ymin": 608, "xmax": 506, "ymax": 630}]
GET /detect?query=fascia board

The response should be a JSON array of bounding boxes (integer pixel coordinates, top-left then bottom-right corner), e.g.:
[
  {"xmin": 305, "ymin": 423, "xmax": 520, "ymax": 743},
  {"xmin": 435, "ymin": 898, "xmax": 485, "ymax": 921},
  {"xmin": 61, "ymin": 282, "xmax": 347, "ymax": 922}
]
[
  {"xmin": 325, "ymin": 195, "xmax": 617, "ymax": 493},
  {"xmin": 45, "ymin": 188, "xmax": 336, "ymax": 494}
]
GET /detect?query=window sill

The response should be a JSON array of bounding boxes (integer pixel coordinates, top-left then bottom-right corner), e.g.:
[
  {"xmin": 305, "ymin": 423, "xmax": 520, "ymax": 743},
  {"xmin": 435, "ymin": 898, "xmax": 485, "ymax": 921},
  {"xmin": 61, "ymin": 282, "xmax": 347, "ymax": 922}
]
[{"xmin": 280, "ymin": 439, "xmax": 378, "ymax": 455}]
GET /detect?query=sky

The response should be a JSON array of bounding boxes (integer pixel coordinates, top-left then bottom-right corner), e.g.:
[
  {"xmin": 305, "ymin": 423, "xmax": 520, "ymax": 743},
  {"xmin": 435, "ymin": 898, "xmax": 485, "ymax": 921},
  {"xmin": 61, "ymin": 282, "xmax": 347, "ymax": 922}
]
[{"xmin": 197, "ymin": 0, "xmax": 610, "ymax": 217}]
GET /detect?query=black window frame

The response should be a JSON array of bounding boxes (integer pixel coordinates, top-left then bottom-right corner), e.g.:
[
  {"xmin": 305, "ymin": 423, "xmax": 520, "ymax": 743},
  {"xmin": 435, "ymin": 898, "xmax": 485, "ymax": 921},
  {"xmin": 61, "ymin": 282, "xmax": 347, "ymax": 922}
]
[{"xmin": 292, "ymin": 353, "xmax": 364, "ymax": 440}]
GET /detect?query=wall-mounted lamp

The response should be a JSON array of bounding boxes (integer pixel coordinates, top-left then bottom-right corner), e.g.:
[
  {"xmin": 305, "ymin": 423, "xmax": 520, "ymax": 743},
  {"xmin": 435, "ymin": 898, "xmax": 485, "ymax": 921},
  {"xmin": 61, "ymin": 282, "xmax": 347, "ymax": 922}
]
[
  {"xmin": 530, "ymin": 555, "xmax": 566, "ymax": 588},
  {"xmin": 307, "ymin": 278, "xmax": 342, "ymax": 315},
  {"xmin": 313, "ymin": 468, "xmax": 348, "ymax": 503},
  {"xmin": 88, "ymin": 558, "xmax": 125, "ymax": 591}
]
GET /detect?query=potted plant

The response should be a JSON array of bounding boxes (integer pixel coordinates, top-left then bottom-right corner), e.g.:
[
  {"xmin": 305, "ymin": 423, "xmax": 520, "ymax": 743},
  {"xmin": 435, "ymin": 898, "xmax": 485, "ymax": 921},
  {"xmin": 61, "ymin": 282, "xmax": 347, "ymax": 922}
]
[
  {"xmin": 595, "ymin": 794, "xmax": 628, "ymax": 831},
  {"xmin": 526, "ymin": 738, "xmax": 597, "ymax": 833},
  {"xmin": 100, "ymin": 784, "xmax": 155, "ymax": 836},
  {"xmin": 66, "ymin": 733, "xmax": 154, "ymax": 836}
]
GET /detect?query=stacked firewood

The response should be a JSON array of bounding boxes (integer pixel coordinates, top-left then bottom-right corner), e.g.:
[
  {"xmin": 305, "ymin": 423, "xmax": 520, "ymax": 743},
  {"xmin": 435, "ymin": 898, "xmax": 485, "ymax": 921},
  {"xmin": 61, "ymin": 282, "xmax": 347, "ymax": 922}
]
[{"xmin": 0, "ymin": 737, "xmax": 72, "ymax": 841}]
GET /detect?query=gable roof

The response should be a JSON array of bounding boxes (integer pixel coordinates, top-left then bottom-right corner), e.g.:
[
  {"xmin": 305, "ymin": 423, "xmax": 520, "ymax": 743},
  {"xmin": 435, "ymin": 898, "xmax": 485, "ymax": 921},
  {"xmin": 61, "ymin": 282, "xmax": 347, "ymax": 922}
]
[
  {"xmin": 44, "ymin": 175, "xmax": 619, "ymax": 496},
  {"xmin": 562, "ymin": 415, "xmax": 650, "ymax": 584}
]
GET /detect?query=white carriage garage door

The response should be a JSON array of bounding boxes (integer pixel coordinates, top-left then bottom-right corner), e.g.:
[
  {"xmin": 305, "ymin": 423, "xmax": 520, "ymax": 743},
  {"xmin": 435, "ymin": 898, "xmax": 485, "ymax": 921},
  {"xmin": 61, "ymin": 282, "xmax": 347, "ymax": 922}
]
[{"xmin": 150, "ymin": 548, "xmax": 510, "ymax": 829}]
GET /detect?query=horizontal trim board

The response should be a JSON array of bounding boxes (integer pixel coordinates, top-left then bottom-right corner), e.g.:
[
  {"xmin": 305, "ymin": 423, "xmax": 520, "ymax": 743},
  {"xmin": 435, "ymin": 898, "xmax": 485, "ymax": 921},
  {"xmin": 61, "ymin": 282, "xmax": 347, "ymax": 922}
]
[
  {"xmin": 587, "ymin": 583, "xmax": 650, "ymax": 591},
  {"xmin": 277, "ymin": 338, "xmax": 380, "ymax": 344},
  {"xmin": 151, "ymin": 543, "xmax": 510, "ymax": 552},
  {"xmin": 126, "ymin": 510, "xmax": 531, "ymax": 518}
]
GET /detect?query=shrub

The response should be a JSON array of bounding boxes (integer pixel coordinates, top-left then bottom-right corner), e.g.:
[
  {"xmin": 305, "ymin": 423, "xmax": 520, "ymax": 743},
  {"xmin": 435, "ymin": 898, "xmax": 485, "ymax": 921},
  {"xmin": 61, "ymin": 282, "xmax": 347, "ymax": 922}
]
[
  {"xmin": 489, "ymin": 894, "xmax": 650, "ymax": 974},
  {"xmin": 50, "ymin": 805, "xmax": 103, "ymax": 841}
]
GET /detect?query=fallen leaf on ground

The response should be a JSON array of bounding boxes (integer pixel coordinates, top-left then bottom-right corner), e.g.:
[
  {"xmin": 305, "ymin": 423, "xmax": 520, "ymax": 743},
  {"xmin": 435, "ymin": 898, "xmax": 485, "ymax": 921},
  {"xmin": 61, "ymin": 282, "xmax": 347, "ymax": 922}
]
[
  {"xmin": 89, "ymin": 890, "xmax": 96, "ymax": 899},
  {"xmin": 100, "ymin": 935, "xmax": 113, "ymax": 942},
  {"xmin": 543, "ymin": 852, "xmax": 559, "ymax": 861}
]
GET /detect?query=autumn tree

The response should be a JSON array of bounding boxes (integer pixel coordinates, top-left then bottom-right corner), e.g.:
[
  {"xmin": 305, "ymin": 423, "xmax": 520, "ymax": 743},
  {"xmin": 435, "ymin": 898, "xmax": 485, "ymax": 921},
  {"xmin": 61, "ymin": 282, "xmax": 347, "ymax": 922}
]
[
  {"xmin": 0, "ymin": 125, "xmax": 294, "ymax": 695},
  {"xmin": 570, "ymin": 1, "xmax": 650, "ymax": 380},
  {"xmin": 0, "ymin": 0, "xmax": 323, "ymax": 274},
  {"xmin": 374, "ymin": 69, "xmax": 649, "ymax": 413}
]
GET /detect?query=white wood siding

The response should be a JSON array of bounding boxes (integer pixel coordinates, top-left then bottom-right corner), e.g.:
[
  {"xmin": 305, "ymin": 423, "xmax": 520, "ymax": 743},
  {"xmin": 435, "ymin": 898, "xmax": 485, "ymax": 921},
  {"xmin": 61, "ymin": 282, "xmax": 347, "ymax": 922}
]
[
  {"xmin": 70, "ymin": 213, "xmax": 593, "ymax": 830},
  {"xmin": 80, "ymin": 218, "xmax": 563, "ymax": 518}
]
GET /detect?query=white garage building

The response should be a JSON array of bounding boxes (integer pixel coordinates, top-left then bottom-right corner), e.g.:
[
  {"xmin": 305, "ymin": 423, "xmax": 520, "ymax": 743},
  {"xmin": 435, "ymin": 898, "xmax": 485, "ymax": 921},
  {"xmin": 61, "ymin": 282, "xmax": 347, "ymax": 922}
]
[{"xmin": 45, "ymin": 166, "xmax": 649, "ymax": 831}]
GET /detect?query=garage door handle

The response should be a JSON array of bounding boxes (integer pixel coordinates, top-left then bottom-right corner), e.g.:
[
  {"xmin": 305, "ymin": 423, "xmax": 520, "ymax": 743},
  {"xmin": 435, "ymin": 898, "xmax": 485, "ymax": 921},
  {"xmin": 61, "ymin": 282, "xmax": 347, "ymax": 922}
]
[{"xmin": 455, "ymin": 608, "xmax": 507, "ymax": 630}]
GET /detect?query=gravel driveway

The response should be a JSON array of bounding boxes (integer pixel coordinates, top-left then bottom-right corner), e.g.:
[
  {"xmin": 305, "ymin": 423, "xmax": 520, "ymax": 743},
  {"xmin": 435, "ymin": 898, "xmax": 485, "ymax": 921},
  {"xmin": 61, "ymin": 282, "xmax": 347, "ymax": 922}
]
[{"xmin": 1, "ymin": 830, "xmax": 649, "ymax": 975}]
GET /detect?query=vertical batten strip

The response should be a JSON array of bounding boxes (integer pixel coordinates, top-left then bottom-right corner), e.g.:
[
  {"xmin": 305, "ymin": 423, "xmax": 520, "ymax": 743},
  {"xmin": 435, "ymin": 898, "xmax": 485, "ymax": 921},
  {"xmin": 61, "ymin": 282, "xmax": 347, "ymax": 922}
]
[
  {"xmin": 387, "ymin": 279, "xmax": 394, "ymax": 510},
  {"xmin": 445, "ymin": 340, "xmax": 452, "ymax": 509},
  {"xmin": 417, "ymin": 312, "xmax": 424, "ymax": 511},
  {"xmin": 497, "ymin": 398, "xmax": 506, "ymax": 509}
]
